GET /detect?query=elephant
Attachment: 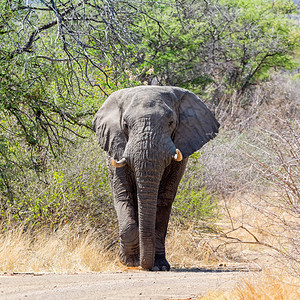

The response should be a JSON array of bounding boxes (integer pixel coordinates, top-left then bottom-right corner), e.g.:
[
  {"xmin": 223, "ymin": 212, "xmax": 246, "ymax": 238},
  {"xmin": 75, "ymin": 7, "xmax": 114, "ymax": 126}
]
[{"xmin": 93, "ymin": 86, "xmax": 219, "ymax": 271}]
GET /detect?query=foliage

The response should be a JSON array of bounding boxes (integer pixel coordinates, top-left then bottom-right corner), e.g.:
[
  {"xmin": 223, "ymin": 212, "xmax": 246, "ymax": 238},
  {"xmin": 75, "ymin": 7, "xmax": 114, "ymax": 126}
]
[
  {"xmin": 135, "ymin": 0, "xmax": 300, "ymax": 96},
  {"xmin": 173, "ymin": 152, "xmax": 219, "ymax": 227},
  {"xmin": 0, "ymin": 54, "xmax": 99, "ymax": 198},
  {"xmin": 0, "ymin": 137, "xmax": 116, "ymax": 231},
  {"xmin": 0, "ymin": 0, "xmax": 143, "ymax": 199}
]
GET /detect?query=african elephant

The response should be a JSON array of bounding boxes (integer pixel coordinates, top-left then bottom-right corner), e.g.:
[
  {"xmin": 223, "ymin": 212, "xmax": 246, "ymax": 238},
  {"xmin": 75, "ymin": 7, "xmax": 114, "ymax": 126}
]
[{"xmin": 93, "ymin": 86, "xmax": 219, "ymax": 271}]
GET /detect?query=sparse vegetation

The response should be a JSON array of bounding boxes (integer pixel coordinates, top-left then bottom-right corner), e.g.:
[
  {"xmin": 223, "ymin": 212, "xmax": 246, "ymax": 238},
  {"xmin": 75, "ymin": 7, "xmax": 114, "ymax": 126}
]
[{"xmin": 201, "ymin": 275, "xmax": 300, "ymax": 300}]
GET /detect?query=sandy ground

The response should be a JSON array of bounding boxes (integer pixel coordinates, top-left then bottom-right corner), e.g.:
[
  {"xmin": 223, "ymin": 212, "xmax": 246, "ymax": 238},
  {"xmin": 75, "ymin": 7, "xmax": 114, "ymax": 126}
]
[{"xmin": 0, "ymin": 268, "xmax": 255, "ymax": 300}]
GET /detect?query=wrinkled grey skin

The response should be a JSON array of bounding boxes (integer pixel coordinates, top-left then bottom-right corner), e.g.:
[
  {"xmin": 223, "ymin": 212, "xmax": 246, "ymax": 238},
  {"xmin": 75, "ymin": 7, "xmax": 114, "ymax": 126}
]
[{"xmin": 93, "ymin": 86, "xmax": 219, "ymax": 271}]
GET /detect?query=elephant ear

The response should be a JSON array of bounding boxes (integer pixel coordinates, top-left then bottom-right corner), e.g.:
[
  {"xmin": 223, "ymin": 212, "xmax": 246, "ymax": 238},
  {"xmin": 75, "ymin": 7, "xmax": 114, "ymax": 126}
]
[
  {"xmin": 174, "ymin": 90, "xmax": 220, "ymax": 158},
  {"xmin": 92, "ymin": 92, "xmax": 126, "ymax": 160}
]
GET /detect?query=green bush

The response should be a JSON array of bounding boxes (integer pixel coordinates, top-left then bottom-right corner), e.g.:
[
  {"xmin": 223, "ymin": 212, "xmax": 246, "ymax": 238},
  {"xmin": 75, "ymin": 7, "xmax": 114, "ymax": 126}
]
[
  {"xmin": 0, "ymin": 136, "xmax": 116, "ymax": 231},
  {"xmin": 172, "ymin": 152, "xmax": 219, "ymax": 227}
]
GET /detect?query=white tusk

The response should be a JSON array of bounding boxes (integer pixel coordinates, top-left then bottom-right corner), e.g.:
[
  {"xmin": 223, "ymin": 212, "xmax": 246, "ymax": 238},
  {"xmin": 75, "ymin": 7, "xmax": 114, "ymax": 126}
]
[
  {"xmin": 111, "ymin": 158, "xmax": 127, "ymax": 168},
  {"xmin": 173, "ymin": 149, "xmax": 183, "ymax": 162}
]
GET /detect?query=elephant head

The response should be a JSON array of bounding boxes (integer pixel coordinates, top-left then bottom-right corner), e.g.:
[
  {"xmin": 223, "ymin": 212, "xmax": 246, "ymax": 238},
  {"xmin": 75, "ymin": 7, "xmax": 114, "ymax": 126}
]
[{"xmin": 93, "ymin": 86, "xmax": 219, "ymax": 269}]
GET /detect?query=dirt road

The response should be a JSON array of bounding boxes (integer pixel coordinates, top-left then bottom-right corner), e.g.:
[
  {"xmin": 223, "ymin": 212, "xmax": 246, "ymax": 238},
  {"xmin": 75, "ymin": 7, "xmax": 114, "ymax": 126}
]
[{"xmin": 0, "ymin": 268, "xmax": 254, "ymax": 300}]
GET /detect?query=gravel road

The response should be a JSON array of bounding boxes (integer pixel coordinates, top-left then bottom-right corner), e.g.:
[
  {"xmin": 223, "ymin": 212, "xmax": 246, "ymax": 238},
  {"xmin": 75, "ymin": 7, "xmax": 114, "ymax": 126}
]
[{"xmin": 0, "ymin": 268, "xmax": 253, "ymax": 300}]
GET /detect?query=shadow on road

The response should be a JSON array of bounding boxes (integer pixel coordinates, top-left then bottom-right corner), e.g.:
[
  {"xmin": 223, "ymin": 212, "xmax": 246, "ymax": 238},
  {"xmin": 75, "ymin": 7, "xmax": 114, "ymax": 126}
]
[{"xmin": 171, "ymin": 265, "xmax": 262, "ymax": 273}]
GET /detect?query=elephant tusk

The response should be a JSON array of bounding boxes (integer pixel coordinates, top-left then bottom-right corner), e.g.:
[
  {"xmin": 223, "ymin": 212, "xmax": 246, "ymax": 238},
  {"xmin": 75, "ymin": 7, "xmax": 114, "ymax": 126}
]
[
  {"xmin": 111, "ymin": 158, "xmax": 127, "ymax": 168},
  {"xmin": 173, "ymin": 149, "xmax": 183, "ymax": 162}
]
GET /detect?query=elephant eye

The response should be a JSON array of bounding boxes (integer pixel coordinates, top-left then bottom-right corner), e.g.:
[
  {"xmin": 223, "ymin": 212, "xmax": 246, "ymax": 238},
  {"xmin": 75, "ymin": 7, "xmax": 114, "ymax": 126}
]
[
  {"xmin": 123, "ymin": 122, "xmax": 129, "ymax": 130},
  {"xmin": 169, "ymin": 121, "xmax": 174, "ymax": 127}
]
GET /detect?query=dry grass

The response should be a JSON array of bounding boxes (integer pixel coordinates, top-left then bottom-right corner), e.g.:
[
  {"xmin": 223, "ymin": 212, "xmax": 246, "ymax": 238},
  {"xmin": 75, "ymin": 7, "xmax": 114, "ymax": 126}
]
[
  {"xmin": 0, "ymin": 192, "xmax": 296, "ymax": 274},
  {"xmin": 166, "ymin": 227, "xmax": 220, "ymax": 268},
  {"xmin": 178, "ymin": 191, "xmax": 299, "ymax": 277},
  {"xmin": 0, "ymin": 225, "xmax": 122, "ymax": 273},
  {"xmin": 0, "ymin": 224, "xmax": 217, "ymax": 273},
  {"xmin": 201, "ymin": 274, "xmax": 300, "ymax": 300},
  {"xmin": 1, "ymin": 208, "xmax": 298, "ymax": 300}
]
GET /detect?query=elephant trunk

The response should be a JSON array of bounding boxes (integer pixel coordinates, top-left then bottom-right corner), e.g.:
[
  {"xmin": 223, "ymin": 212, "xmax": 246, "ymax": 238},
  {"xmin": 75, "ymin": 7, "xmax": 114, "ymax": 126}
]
[
  {"xmin": 136, "ymin": 176, "xmax": 160, "ymax": 269},
  {"xmin": 133, "ymin": 156, "xmax": 166, "ymax": 270}
]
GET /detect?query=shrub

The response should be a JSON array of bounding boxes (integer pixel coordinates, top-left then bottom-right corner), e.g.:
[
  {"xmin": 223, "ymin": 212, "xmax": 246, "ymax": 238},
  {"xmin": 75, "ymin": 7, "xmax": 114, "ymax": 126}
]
[
  {"xmin": 244, "ymin": 120, "xmax": 300, "ymax": 276},
  {"xmin": 172, "ymin": 152, "xmax": 219, "ymax": 227},
  {"xmin": 0, "ymin": 136, "xmax": 117, "ymax": 233}
]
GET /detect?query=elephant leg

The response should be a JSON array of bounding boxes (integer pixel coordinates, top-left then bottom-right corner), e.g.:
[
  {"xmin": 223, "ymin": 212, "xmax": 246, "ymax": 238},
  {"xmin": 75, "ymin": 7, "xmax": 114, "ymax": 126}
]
[
  {"xmin": 108, "ymin": 158, "xmax": 139, "ymax": 267},
  {"xmin": 153, "ymin": 204, "xmax": 172, "ymax": 271},
  {"xmin": 153, "ymin": 158, "xmax": 188, "ymax": 271}
]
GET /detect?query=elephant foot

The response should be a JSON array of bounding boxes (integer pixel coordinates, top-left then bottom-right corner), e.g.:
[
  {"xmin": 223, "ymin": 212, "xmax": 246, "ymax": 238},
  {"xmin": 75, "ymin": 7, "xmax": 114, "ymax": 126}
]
[
  {"xmin": 118, "ymin": 247, "xmax": 140, "ymax": 267},
  {"xmin": 151, "ymin": 254, "xmax": 170, "ymax": 271}
]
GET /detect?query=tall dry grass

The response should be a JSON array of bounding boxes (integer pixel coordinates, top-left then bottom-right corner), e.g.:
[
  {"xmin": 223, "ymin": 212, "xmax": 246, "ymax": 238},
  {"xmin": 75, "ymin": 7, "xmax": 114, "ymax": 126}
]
[
  {"xmin": 0, "ymin": 225, "xmax": 121, "ymax": 273},
  {"xmin": 166, "ymin": 227, "xmax": 220, "ymax": 268},
  {"xmin": 201, "ymin": 275, "xmax": 300, "ymax": 300},
  {"xmin": 0, "ymin": 224, "xmax": 221, "ymax": 273}
]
